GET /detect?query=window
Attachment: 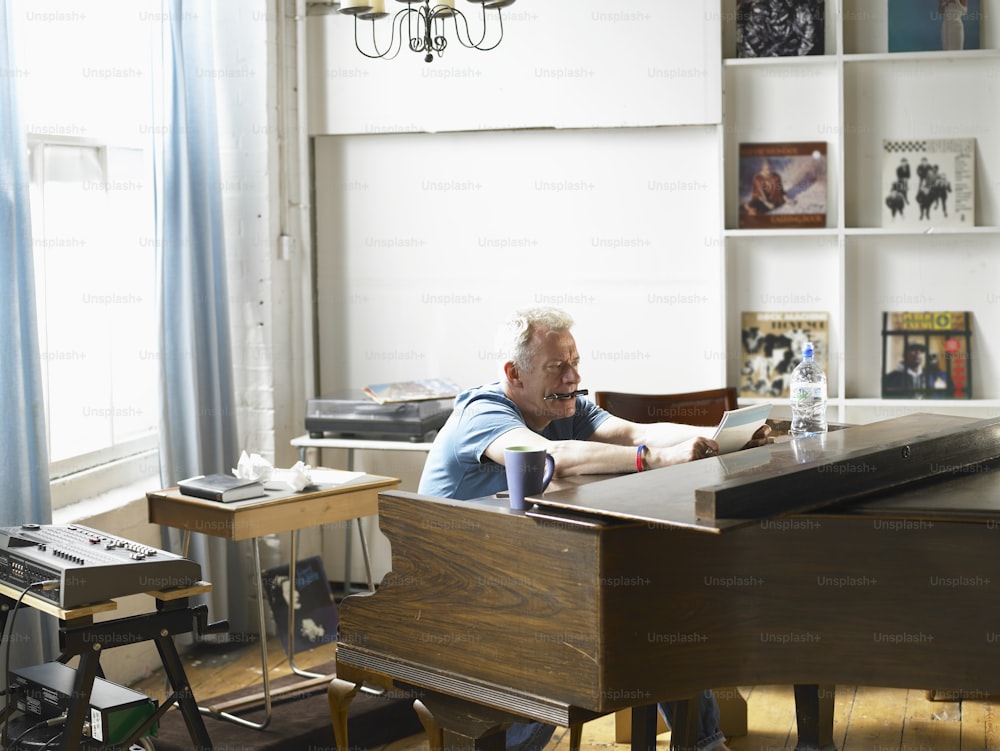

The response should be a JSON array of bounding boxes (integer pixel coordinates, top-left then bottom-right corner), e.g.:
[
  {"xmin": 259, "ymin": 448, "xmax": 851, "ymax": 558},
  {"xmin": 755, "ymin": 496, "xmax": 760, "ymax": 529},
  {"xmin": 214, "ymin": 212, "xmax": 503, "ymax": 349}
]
[{"xmin": 15, "ymin": 1, "xmax": 161, "ymax": 505}]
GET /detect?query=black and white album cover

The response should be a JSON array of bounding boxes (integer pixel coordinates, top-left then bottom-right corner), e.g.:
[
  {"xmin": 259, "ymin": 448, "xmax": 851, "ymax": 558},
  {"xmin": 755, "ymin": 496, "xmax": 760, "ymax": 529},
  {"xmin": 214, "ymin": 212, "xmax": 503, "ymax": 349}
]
[
  {"xmin": 882, "ymin": 138, "xmax": 975, "ymax": 228},
  {"xmin": 736, "ymin": 0, "xmax": 825, "ymax": 58},
  {"xmin": 740, "ymin": 311, "xmax": 829, "ymax": 399}
]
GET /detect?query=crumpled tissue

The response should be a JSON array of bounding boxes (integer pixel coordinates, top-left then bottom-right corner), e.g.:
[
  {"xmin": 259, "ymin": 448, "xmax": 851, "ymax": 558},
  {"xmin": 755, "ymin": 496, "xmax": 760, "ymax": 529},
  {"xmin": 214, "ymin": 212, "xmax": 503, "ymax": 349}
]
[{"xmin": 234, "ymin": 450, "xmax": 314, "ymax": 491}]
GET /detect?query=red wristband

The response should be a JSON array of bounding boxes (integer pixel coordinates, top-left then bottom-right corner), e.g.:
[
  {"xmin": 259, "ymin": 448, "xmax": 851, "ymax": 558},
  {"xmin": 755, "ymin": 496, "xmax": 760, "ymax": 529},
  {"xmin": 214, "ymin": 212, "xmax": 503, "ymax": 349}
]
[{"xmin": 636, "ymin": 444, "xmax": 647, "ymax": 472}]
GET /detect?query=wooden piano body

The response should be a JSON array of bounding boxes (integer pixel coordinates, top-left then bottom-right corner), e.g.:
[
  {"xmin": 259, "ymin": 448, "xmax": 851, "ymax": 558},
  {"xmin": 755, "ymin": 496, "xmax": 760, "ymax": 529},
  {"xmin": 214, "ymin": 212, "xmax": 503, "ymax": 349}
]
[{"xmin": 333, "ymin": 414, "xmax": 1000, "ymax": 751}]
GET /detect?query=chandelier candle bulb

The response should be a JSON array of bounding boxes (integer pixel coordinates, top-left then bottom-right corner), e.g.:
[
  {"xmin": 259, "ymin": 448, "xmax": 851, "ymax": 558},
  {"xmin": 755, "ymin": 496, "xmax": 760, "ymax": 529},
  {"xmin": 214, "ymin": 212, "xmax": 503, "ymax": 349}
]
[
  {"xmin": 360, "ymin": 0, "xmax": 388, "ymax": 18},
  {"xmin": 339, "ymin": 0, "xmax": 374, "ymax": 14}
]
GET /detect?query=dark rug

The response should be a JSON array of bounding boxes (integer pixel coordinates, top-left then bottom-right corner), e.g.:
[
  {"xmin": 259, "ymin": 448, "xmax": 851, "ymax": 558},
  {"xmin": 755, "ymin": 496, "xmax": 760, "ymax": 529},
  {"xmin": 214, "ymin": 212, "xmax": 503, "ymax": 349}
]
[{"xmin": 152, "ymin": 666, "xmax": 423, "ymax": 751}]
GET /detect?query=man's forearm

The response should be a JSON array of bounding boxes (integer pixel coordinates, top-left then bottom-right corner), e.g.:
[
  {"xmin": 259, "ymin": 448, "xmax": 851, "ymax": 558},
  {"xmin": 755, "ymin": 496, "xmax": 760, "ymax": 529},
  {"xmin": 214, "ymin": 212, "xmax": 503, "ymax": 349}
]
[
  {"xmin": 547, "ymin": 431, "xmax": 713, "ymax": 477},
  {"xmin": 546, "ymin": 439, "xmax": 640, "ymax": 477}
]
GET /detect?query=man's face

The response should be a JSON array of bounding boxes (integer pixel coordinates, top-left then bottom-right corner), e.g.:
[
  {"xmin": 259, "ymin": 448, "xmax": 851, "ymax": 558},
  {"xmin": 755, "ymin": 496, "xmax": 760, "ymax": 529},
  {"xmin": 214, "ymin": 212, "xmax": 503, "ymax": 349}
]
[
  {"xmin": 905, "ymin": 347, "xmax": 925, "ymax": 370},
  {"xmin": 513, "ymin": 327, "xmax": 581, "ymax": 428}
]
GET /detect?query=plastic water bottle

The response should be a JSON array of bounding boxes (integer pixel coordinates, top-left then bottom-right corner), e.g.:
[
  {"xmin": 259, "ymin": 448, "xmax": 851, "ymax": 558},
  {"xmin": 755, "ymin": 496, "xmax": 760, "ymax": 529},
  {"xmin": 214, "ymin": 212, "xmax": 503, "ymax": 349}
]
[{"xmin": 790, "ymin": 341, "xmax": 827, "ymax": 438}]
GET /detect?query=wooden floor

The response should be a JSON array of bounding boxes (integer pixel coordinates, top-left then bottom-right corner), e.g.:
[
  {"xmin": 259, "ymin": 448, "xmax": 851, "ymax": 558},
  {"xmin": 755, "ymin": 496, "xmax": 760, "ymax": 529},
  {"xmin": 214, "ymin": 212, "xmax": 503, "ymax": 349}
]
[{"xmin": 129, "ymin": 638, "xmax": 1000, "ymax": 750}]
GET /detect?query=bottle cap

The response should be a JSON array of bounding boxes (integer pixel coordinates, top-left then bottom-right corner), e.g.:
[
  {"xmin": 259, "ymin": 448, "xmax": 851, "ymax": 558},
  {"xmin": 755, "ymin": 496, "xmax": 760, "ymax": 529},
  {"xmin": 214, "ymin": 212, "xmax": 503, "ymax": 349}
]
[{"xmin": 803, "ymin": 341, "xmax": 814, "ymax": 359}]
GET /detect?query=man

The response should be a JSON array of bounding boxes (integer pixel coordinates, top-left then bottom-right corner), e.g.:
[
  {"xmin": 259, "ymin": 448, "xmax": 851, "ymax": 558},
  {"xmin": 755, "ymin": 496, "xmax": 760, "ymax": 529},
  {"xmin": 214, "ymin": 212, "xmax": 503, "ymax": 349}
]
[
  {"xmin": 895, "ymin": 157, "xmax": 911, "ymax": 205},
  {"xmin": 420, "ymin": 307, "xmax": 767, "ymax": 751},
  {"xmin": 883, "ymin": 342, "xmax": 928, "ymax": 398},
  {"xmin": 420, "ymin": 307, "xmax": 751, "ymax": 500}
]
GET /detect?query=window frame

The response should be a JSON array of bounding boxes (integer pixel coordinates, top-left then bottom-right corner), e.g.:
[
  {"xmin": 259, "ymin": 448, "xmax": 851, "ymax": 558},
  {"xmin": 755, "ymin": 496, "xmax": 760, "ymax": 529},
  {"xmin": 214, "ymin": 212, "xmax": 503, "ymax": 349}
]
[{"xmin": 27, "ymin": 134, "xmax": 161, "ymax": 508}]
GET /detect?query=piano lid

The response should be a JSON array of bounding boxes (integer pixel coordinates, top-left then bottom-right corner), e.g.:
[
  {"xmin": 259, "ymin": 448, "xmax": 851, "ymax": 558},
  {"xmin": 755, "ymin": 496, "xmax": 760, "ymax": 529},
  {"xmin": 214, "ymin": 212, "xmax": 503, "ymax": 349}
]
[{"xmin": 531, "ymin": 413, "xmax": 1000, "ymax": 533}]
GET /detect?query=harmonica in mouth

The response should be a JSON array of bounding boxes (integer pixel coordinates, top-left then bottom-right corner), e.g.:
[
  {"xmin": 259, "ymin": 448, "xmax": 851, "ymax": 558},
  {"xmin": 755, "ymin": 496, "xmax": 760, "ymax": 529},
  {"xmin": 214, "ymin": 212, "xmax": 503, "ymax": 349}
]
[{"xmin": 543, "ymin": 389, "xmax": 589, "ymax": 401}]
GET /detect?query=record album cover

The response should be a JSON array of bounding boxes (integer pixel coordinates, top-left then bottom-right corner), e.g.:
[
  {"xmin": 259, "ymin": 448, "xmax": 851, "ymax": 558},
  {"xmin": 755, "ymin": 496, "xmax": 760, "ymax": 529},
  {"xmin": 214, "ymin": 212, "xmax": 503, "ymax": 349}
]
[
  {"xmin": 739, "ymin": 142, "xmax": 827, "ymax": 229},
  {"xmin": 740, "ymin": 311, "xmax": 829, "ymax": 399},
  {"xmin": 882, "ymin": 138, "xmax": 975, "ymax": 228},
  {"xmin": 881, "ymin": 311, "xmax": 972, "ymax": 399},
  {"xmin": 888, "ymin": 0, "xmax": 981, "ymax": 52},
  {"xmin": 263, "ymin": 556, "xmax": 339, "ymax": 656},
  {"xmin": 736, "ymin": 0, "xmax": 825, "ymax": 57},
  {"xmin": 364, "ymin": 377, "xmax": 462, "ymax": 404}
]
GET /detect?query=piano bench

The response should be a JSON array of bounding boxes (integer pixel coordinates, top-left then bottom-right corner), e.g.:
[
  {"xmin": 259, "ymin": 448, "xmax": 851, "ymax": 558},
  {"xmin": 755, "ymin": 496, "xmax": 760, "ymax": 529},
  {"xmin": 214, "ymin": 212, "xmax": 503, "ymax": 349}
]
[{"xmin": 613, "ymin": 688, "xmax": 748, "ymax": 742}]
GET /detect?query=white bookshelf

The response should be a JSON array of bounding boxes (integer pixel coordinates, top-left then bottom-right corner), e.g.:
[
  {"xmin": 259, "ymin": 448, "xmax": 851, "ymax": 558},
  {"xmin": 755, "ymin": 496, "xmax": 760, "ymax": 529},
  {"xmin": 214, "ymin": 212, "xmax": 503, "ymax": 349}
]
[{"xmin": 720, "ymin": 0, "xmax": 1000, "ymax": 424}]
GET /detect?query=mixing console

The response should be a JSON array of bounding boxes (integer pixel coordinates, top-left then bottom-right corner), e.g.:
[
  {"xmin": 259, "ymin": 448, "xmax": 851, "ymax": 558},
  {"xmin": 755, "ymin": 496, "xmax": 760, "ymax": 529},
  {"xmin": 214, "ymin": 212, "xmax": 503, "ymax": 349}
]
[{"xmin": 0, "ymin": 523, "xmax": 201, "ymax": 609}]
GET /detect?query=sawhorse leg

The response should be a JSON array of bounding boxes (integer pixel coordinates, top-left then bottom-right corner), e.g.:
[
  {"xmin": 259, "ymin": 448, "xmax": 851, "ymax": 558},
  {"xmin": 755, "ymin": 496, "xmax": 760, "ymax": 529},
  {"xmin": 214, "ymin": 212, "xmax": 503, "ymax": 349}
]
[
  {"xmin": 57, "ymin": 597, "xmax": 220, "ymax": 750},
  {"xmin": 153, "ymin": 628, "xmax": 214, "ymax": 749}
]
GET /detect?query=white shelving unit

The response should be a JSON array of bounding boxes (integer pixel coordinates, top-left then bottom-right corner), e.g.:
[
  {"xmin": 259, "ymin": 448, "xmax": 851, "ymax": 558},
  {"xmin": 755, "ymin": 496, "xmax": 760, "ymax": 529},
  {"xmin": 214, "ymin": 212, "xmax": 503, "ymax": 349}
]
[{"xmin": 720, "ymin": 0, "xmax": 1000, "ymax": 425}]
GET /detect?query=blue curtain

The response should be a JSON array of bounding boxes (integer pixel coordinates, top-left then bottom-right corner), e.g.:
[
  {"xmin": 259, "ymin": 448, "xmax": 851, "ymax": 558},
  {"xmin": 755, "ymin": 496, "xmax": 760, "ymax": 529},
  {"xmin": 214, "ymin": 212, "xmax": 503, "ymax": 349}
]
[
  {"xmin": 155, "ymin": 0, "xmax": 250, "ymax": 632},
  {"xmin": 0, "ymin": 0, "xmax": 56, "ymax": 665}
]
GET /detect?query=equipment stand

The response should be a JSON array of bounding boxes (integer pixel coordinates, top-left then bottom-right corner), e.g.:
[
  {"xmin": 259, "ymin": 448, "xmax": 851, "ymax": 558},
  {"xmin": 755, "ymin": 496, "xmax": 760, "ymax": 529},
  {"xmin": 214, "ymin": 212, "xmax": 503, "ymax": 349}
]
[{"xmin": 0, "ymin": 584, "xmax": 223, "ymax": 751}]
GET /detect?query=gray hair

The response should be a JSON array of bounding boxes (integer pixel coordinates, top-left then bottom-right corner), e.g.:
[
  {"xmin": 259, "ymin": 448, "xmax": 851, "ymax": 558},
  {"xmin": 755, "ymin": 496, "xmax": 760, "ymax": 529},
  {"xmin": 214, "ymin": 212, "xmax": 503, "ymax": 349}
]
[{"xmin": 503, "ymin": 307, "xmax": 574, "ymax": 372}]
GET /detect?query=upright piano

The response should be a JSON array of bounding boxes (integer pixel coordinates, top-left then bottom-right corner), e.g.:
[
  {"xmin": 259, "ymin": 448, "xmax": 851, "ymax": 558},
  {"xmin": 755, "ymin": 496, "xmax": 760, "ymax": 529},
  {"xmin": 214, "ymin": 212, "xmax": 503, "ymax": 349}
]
[{"xmin": 330, "ymin": 414, "xmax": 1000, "ymax": 751}]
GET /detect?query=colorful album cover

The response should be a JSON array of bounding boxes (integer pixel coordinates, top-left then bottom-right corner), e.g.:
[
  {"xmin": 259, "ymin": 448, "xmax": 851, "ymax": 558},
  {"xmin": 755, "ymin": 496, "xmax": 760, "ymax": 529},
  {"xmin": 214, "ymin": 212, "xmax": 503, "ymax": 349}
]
[
  {"xmin": 881, "ymin": 311, "xmax": 972, "ymax": 399},
  {"xmin": 888, "ymin": 0, "xmax": 981, "ymax": 52},
  {"xmin": 736, "ymin": 0, "xmax": 825, "ymax": 57},
  {"xmin": 740, "ymin": 311, "xmax": 829, "ymax": 399},
  {"xmin": 882, "ymin": 138, "xmax": 975, "ymax": 228},
  {"xmin": 738, "ymin": 142, "xmax": 827, "ymax": 229},
  {"xmin": 262, "ymin": 556, "xmax": 339, "ymax": 655}
]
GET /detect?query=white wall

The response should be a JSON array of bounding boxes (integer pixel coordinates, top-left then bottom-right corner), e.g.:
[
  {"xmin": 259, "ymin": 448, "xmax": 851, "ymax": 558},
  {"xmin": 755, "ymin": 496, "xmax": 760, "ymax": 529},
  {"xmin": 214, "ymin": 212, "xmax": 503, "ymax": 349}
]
[{"xmin": 313, "ymin": 126, "xmax": 728, "ymax": 399}]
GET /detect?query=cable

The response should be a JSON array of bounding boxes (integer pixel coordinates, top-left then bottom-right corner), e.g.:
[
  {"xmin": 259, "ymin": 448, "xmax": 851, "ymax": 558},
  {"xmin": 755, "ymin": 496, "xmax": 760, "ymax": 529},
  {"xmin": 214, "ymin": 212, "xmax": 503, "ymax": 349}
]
[
  {"xmin": 5, "ymin": 714, "xmax": 65, "ymax": 751},
  {"xmin": 5, "ymin": 718, "xmax": 57, "ymax": 750},
  {"xmin": 1, "ymin": 581, "xmax": 62, "ymax": 746},
  {"xmin": 35, "ymin": 715, "xmax": 68, "ymax": 751},
  {"xmin": 2, "ymin": 582, "xmax": 35, "ymax": 744}
]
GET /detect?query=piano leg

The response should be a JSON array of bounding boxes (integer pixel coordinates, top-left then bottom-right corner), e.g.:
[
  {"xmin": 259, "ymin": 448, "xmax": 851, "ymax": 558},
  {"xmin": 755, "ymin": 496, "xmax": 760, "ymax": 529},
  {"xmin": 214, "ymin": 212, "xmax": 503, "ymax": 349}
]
[
  {"xmin": 631, "ymin": 704, "xmax": 657, "ymax": 751},
  {"xmin": 328, "ymin": 677, "xmax": 362, "ymax": 751},
  {"xmin": 414, "ymin": 699, "xmax": 444, "ymax": 751},
  {"xmin": 793, "ymin": 684, "xmax": 837, "ymax": 751},
  {"xmin": 630, "ymin": 701, "xmax": 699, "ymax": 751}
]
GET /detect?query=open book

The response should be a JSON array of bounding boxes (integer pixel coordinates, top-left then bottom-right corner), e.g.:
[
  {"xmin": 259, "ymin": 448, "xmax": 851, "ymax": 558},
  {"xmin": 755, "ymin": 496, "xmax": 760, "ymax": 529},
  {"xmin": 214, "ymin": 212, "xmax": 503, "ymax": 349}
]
[{"xmin": 712, "ymin": 403, "xmax": 773, "ymax": 454}]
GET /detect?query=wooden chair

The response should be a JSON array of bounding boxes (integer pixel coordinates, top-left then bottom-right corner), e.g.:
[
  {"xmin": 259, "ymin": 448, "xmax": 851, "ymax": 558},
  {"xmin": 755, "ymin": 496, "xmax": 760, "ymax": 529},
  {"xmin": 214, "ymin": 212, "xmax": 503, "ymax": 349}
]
[{"xmin": 594, "ymin": 387, "xmax": 738, "ymax": 427}]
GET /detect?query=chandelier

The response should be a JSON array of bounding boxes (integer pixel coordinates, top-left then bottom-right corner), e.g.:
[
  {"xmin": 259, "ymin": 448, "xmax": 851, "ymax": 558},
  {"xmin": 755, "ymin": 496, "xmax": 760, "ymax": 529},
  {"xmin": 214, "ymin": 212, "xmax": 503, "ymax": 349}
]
[{"xmin": 320, "ymin": 0, "xmax": 515, "ymax": 63}]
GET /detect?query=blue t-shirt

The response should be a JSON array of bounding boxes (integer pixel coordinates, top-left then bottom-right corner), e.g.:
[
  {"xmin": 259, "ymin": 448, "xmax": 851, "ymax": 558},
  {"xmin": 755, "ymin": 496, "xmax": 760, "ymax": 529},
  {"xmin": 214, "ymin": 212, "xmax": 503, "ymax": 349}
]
[{"xmin": 417, "ymin": 381, "xmax": 611, "ymax": 501}]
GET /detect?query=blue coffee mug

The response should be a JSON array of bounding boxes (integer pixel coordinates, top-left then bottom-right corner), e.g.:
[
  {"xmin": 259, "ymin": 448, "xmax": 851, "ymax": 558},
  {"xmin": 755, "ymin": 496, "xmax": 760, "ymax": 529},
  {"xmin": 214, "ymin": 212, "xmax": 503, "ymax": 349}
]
[{"xmin": 504, "ymin": 446, "xmax": 555, "ymax": 511}]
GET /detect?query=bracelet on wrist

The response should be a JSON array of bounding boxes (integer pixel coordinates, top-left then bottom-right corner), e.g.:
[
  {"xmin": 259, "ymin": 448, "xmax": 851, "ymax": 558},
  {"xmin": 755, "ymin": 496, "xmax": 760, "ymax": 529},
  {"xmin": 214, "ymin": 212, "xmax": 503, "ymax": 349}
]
[{"xmin": 636, "ymin": 444, "xmax": 647, "ymax": 472}]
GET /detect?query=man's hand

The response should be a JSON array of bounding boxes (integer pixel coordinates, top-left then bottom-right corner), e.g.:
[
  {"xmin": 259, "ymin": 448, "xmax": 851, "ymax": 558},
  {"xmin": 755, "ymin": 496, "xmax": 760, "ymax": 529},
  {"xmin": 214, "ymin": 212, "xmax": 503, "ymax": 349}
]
[
  {"xmin": 741, "ymin": 423, "xmax": 773, "ymax": 450},
  {"xmin": 648, "ymin": 436, "xmax": 721, "ymax": 468}
]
